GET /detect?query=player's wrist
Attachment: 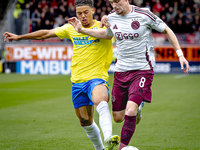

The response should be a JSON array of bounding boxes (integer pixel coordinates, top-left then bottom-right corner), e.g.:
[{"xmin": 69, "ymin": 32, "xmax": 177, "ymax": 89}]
[
  {"xmin": 176, "ymin": 49, "xmax": 183, "ymax": 57},
  {"xmin": 78, "ymin": 27, "xmax": 83, "ymax": 33},
  {"xmin": 17, "ymin": 35, "xmax": 22, "ymax": 40}
]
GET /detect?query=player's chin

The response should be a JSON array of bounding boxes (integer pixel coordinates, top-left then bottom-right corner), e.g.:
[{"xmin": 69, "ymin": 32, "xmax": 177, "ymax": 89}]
[
  {"xmin": 82, "ymin": 23, "xmax": 90, "ymax": 27},
  {"xmin": 116, "ymin": 11, "xmax": 123, "ymax": 15}
]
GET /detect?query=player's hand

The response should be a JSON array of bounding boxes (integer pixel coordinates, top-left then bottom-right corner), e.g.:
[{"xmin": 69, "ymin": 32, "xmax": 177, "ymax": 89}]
[
  {"xmin": 100, "ymin": 15, "xmax": 110, "ymax": 28},
  {"xmin": 3, "ymin": 32, "xmax": 19, "ymax": 42},
  {"xmin": 68, "ymin": 17, "xmax": 82, "ymax": 33},
  {"xmin": 179, "ymin": 56, "xmax": 189, "ymax": 74}
]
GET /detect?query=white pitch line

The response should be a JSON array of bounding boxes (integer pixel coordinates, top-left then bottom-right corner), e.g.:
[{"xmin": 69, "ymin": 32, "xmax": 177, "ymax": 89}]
[
  {"xmin": 0, "ymin": 89, "xmax": 66, "ymax": 92},
  {"xmin": 174, "ymin": 74, "xmax": 189, "ymax": 79}
]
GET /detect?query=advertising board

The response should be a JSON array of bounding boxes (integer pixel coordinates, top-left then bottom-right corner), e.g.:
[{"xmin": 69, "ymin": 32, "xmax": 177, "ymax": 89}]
[{"xmin": 5, "ymin": 45, "xmax": 200, "ymax": 74}]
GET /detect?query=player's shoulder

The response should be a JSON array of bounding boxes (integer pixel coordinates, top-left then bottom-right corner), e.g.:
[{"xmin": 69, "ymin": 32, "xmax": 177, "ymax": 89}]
[
  {"xmin": 93, "ymin": 20, "xmax": 101, "ymax": 26},
  {"xmin": 108, "ymin": 9, "xmax": 116, "ymax": 15},
  {"xmin": 56, "ymin": 23, "xmax": 73, "ymax": 30},
  {"xmin": 133, "ymin": 6, "xmax": 157, "ymax": 21},
  {"xmin": 92, "ymin": 20, "xmax": 108, "ymax": 29}
]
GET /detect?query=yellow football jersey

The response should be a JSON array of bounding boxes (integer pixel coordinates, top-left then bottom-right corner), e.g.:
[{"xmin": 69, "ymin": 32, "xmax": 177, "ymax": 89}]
[{"xmin": 55, "ymin": 20, "xmax": 113, "ymax": 83}]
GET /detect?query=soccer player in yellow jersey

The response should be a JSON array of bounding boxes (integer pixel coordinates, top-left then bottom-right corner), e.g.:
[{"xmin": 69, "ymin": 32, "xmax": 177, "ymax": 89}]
[{"xmin": 3, "ymin": 0, "xmax": 120, "ymax": 149}]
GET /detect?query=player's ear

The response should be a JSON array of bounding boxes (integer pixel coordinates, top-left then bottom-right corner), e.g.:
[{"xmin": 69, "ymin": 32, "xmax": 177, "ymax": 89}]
[{"xmin": 92, "ymin": 7, "xmax": 95, "ymax": 15}]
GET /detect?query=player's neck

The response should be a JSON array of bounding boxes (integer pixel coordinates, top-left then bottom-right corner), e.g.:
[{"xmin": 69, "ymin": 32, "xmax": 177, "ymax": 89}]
[
  {"xmin": 122, "ymin": 4, "xmax": 131, "ymax": 16},
  {"xmin": 83, "ymin": 20, "xmax": 95, "ymax": 28}
]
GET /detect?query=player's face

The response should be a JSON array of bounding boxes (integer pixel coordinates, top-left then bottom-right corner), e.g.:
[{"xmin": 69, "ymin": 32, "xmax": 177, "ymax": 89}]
[
  {"xmin": 76, "ymin": 6, "xmax": 94, "ymax": 28},
  {"xmin": 109, "ymin": 0, "xmax": 128, "ymax": 16}
]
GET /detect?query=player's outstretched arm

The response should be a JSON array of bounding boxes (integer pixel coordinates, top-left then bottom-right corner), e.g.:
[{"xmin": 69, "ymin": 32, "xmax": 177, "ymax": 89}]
[
  {"xmin": 68, "ymin": 17, "xmax": 112, "ymax": 40},
  {"xmin": 162, "ymin": 26, "xmax": 189, "ymax": 74},
  {"xmin": 3, "ymin": 29, "xmax": 57, "ymax": 42}
]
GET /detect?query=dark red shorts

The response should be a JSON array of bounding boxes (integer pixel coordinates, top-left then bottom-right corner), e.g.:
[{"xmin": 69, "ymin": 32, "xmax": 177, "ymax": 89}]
[{"xmin": 112, "ymin": 70, "xmax": 154, "ymax": 111}]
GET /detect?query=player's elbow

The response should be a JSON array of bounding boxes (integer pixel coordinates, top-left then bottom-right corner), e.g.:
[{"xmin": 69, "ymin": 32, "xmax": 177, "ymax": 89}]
[
  {"xmin": 106, "ymin": 36, "xmax": 113, "ymax": 40},
  {"xmin": 40, "ymin": 29, "xmax": 55, "ymax": 39},
  {"xmin": 102, "ymin": 35, "xmax": 112, "ymax": 40},
  {"xmin": 162, "ymin": 26, "xmax": 172, "ymax": 35}
]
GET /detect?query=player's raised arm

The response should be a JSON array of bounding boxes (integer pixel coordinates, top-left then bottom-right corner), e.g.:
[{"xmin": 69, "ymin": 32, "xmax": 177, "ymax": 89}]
[
  {"xmin": 68, "ymin": 17, "xmax": 112, "ymax": 40},
  {"xmin": 3, "ymin": 29, "xmax": 57, "ymax": 42},
  {"xmin": 162, "ymin": 26, "xmax": 189, "ymax": 74}
]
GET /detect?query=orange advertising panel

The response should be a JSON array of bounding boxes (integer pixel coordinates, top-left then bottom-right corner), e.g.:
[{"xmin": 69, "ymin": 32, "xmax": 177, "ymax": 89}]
[
  {"xmin": 155, "ymin": 45, "xmax": 200, "ymax": 62},
  {"xmin": 6, "ymin": 45, "xmax": 200, "ymax": 62},
  {"xmin": 6, "ymin": 45, "xmax": 73, "ymax": 61}
]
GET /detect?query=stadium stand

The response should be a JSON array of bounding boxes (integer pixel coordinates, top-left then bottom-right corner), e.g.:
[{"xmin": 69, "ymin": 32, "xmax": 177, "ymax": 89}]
[
  {"xmin": 0, "ymin": 0, "xmax": 199, "ymax": 50},
  {"xmin": 12, "ymin": 0, "xmax": 199, "ymax": 34}
]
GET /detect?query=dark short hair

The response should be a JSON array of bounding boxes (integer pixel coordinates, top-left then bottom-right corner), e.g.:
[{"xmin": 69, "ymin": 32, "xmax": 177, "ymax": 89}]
[{"xmin": 74, "ymin": 0, "xmax": 94, "ymax": 8}]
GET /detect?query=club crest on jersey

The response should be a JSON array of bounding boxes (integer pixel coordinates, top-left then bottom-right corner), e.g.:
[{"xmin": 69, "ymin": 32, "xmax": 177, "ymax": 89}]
[{"xmin": 131, "ymin": 21, "xmax": 140, "ymax": 30}]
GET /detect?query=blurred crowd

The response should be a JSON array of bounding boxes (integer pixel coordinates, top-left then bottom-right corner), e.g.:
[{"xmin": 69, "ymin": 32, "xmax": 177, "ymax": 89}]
[{"xmin": 16, "ymin": 0, "xmax": 199, "ymax": 34}]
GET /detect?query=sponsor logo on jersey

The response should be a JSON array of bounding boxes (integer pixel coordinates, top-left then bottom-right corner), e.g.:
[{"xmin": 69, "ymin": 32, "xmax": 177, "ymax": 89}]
[
  {"xmin": 115, "ymin": 32, "xmax": 139, "ymax": 40},
  {"xmin": 72, "ymin": 36, "xmax": 100, "ymax": 46},
  {"xmin": 113, "ymin": 24, "xmax": 118, "ymax": 29}
]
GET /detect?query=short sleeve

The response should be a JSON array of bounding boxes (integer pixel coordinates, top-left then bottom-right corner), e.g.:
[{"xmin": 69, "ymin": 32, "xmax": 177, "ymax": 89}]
[
  {"xmin": 150, "ymin": 17, "xmax": 167, "ymax": 33},
  {"xmin": 106, "ymin": 28, "xmax": 114, "ymax": 37},
  {"xmin": 55, "ymin": 24, "xmax": 70, "ymax": 39}
]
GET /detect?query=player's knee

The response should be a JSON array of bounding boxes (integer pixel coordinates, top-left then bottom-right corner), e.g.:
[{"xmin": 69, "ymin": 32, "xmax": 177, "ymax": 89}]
[
  {"xmin": 126, "ymin": 108, "xmax": 137, "ymax": 116},
  {"xmin": 80, "ymin": 118, "xmax": 91, "ymax": 126},
  {"xmin": 94, "ymin": 99, "xmax": 108, "ymax": 107},
  {"xmin": 113, "ymin": 113, "xmax": 124, "ymax": 123},
  {"xmin": 114, "ymin": 117, "xmax": 124, "ymax": 123}
]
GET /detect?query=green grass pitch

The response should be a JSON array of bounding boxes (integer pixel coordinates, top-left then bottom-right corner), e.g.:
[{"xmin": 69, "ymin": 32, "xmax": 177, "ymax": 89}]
[{"xmin": 0, "ymin": 73, "xmax": 200, "ymax": 150}]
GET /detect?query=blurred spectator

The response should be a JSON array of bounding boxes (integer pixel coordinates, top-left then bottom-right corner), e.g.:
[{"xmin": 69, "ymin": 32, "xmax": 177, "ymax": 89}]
[
  {"xmin": 53, "ymin": 20, "xmax": 59, "ymax": 28},
  {"xmin": 55, "ymin": 14, "xmax": 64, "ymax": 26},
  {"xmin": 50, "ymin": 0, "xmax": 58, "ymax": 9},
  {"xmin": 184, "ymin": 19, "xmax": 193, "ymax": 33},
  {"xmin": 102, "ymin": 6, "xmax": 107, "ymax": 14},
  {"xmin": 96, "ymin": 8, "xmax": 101, "ymax": 16},
  {"xmin": 40, "ymin": 12, "xmax": 47, "ymax": 27},
  {"xmin": 168, "ymin": 18, "xmax": 177, "ymax": 32},
  {"xmin": 193, "ymin": 7, "xmax": 200, "ymax": 17},
  {"xmin": 68, "ymin": 3, "xmax": 76, "ymax": 17},
  {"xmin": 59, "ymin": 5, "xmax": 69, "ymax": 17},
  {"xmin": 13, "ymin": 3, "xmax": 22, "ymax": 35},
  {"xmin": 195, "ymin": 26, "xmax": 200, "ymax": 44},
  {"xmin": 160, "ymin": 14, "xmax": 167, "ymax": 24},
  {"xmin": 143, "ymin": 1, "xmax": 151, "ymax": 10},
  {"xmin": 35, "ymin": 18, "xmax": 42, "ymax": 31},
  {"xmin": 179, "ymin": 0, "xmax": 187, "ymax": 12},
  {"xmin": 100, "ymin": 11, "xmax": 106, "ymax": 19},
  {"xmin": 192, "ymin": 15, "xmax": 200, "ymax": 31},
  {"xmin": 176, "ymin": 19, "xmax": 184, "ymax": 33},
  {"xmin": 28, "ymin": 19, "xmax": 33, "ymax": 33},
  {"xmin": 184, "ymin": 6, "xmax": 193, "ymax": 17},
  {"xmin": 166, "ymin": 2, "xmax": 178, "ymax": 22},
  {"xmin": 29, "ymin": 0, "xmax": 37, "ymax": 17},
  {"xmin": 95, "ymin": 0, "xmax": 102, "ymax": 9},
  {"xmin": 37, "ymin": 3, "xmax": 42, "ymax": 13},
  {"xmin": 107, "ymin": 6, "xmax": 112, "ymax": 14},
  {"xmin": 58, "ymin": 0, "xmax": 66, "ymax": 7},
  {"xmin": 152, "ymin": 0, "xmax": 163, "ymax": 17},
  {"xmin": 40, "ymin": 0, "xmax": 48, "ymax": 9},
  {"xmin": 94, "ymin": 15, "xmax": 100, "ymax": 21},
  {"xmin": 44, "ymin": 19, "xmax": 53, "ymax": 29},
  {"xmin": 31, "ymin": 8, "xmax": 40, "ymax": 31},
  {"xmin": 64, "ymin": 16, "xmax": 69, "ymax": 23},
  {"xmin": 68, "ymin": 0, "xmax": 75, "ymax": 7},
  {"xmin": 47, "ymin": 7, "xmax": 57, "ymax": 22},
  {"xmin": 176, "ymin": 11, "xmax": 185, "ymax": 22},
  {"xmin": 133, "ymin": 0, "xmax": 143, "ymax": 7}
]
